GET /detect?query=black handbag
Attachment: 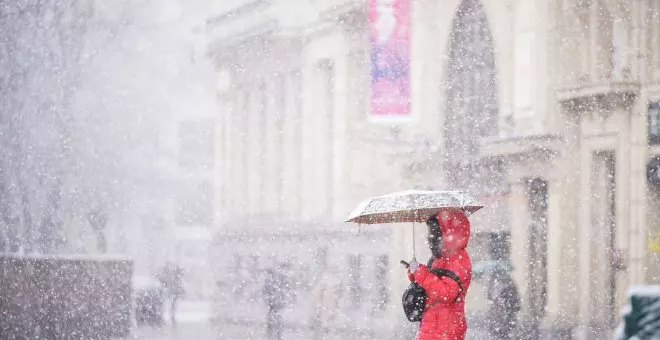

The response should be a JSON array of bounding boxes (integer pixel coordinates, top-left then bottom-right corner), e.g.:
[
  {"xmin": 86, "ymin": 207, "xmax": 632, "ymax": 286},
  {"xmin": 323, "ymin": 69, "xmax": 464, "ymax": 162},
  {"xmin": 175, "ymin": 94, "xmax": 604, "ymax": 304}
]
[{"xmin": 402, "ymin": 267, "xmax": 464, "ymax": 322}]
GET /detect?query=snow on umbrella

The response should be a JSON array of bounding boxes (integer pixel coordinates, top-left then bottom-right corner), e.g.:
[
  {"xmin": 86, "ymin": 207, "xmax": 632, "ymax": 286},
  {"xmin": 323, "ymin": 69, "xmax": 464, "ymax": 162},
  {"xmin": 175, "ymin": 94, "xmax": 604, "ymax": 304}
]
[
  {"xmin": 345, "ymin": 190, "xmax": 484, "ymax": 225},
  {"xmin": 346, "ymin": 190, "xmax": 484, "ymax": 258}
]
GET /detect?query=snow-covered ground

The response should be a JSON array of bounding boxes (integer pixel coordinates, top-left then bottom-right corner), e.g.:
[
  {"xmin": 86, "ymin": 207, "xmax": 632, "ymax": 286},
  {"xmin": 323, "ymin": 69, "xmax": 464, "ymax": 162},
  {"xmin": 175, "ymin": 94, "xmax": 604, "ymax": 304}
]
[
  {"xmin": 127, "ymin": 300, "xmax": 496, "ymax": 340},
  {"xmin": 129, "ymin": 300, "xmax": 213, "ymax": 340}
]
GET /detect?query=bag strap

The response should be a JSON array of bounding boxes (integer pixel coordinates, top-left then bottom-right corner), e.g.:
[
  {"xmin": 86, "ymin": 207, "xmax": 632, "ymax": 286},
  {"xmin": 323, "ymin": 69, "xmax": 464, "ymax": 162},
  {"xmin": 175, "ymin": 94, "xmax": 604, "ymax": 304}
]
[{"xmin": 426, "ymin": 268, "xmax": 464, "ymax": 307}]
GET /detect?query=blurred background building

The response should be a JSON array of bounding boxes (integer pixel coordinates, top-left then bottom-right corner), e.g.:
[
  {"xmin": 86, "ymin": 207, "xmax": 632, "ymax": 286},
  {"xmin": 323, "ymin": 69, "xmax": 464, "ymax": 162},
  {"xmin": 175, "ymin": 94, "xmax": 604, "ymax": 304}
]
[
  {"xmin": 0, "ymin": 0, "xmax": 221, "ymax": 337},
  {"xmin": 207, "ymin": 0, "xmax": 660, "ymax": 339},
  {"xmin": 91, "ymin": 0, "xmax": 220, "ymax": 300}
]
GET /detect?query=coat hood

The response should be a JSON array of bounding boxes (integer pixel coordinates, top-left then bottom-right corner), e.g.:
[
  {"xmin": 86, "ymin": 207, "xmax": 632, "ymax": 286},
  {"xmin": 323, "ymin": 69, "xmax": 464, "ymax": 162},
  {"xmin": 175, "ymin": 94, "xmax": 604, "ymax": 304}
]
[{"xmin": 436, "ymin": 209, "xmax": 471, "ymax": 256}]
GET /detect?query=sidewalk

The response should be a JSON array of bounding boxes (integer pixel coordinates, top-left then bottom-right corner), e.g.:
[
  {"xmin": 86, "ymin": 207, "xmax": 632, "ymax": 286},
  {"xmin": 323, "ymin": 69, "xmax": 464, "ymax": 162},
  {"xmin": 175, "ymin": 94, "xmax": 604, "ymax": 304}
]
[{"xmin": 130, "ymin": 300, "xmax": 215, "ymax": 340}]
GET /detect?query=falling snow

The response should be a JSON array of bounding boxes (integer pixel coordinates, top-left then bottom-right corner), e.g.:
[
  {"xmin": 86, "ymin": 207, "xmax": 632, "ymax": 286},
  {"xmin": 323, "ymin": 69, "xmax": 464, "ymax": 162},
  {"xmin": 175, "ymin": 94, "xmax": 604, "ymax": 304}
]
[{"xmin": 1, "ymin": 0, "xmax": 660, "ymax": 339}]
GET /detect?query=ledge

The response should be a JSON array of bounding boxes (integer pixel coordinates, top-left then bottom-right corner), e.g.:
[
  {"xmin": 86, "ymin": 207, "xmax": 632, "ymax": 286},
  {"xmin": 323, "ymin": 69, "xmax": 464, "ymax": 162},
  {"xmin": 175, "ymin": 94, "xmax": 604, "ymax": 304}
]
[
  {"xmin": 206, "ymin": 20, "xmax": 280, "ymax": 65},
  {"xmin": 557, "ymin": 81, "xmax": 640, "ymax": 111},
  {"xmin": 317, "ymin": 0, "xmax": 365, "ymax": 22},
  {"xmin": 206, "ymin": 0, "xmax": 364, "ymax": 59},
  {"xmin": 479, "ymin": 133, "xmax": 565, "ymax": 160},
  {"xmin": 206, "ymin": 0, "xmax": 270, "ymax": 28},
  {"xmin": 277, "ymin": 1, "xmax": 365, "ymax": 40}
]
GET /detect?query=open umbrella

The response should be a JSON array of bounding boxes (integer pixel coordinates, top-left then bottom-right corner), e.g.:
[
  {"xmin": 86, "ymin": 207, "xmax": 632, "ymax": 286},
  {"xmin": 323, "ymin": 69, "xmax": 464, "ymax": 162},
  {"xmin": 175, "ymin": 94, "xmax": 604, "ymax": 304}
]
[
  {"xmin": 346, "ymin": 190, "xmax": 483, "ymax": 224},
  {"xmin": 346, "ymin": 190, "xmax": 484, "ymax": 256}
]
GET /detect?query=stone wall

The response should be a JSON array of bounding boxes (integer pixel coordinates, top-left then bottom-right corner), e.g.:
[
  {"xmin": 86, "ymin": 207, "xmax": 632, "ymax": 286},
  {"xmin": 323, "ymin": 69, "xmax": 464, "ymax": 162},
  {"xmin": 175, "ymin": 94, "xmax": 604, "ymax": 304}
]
[{"xmin": 0, "ymin": 254, "xmax": 133, "ymax": 339}]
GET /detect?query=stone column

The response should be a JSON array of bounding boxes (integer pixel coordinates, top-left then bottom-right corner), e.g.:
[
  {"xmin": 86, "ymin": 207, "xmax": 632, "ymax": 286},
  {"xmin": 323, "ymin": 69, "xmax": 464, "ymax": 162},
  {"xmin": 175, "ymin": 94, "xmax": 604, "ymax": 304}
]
[
  {"xmin": 232, "ymin": 85, "xmax": 248, "ymax": 221},
  {"xmin": 630, "ymin": 89, "xmax": 649, "ymax": 285},
  {"xmin": 246, "ymin": 81, "xmax": 264, "ymax": 218},
  {"xmin": 300, "ymin": 42, "xmax": 322, "ymax": 222},
  {"xmin": 575, "ymin": 141, "xmax": 593, "ymax": 340},
  {"xmin": 614, "ymin": 115, "xmax": 631, "ymax": 314},
  {"xmin": 628, "ymin": 0, "xmax": 649, "ymax": 281},
  {"xmin": 280, "ymin": 69, "xmax": 302, "ymax": 220},
  {"xmin": 544, "ymin": 175, "xmax": 579, "ymax": 331},
  {"xmin": 262, "ymin": 77, "xmax": 279, "ymax": 216},
  {"xmin": 330, "ymin": 28, "xmax": 350, "ymax": 224},
  {"xmin": 216, "ymin": 88, "xmax": 231, "ymax": 223},
  {"xmin": 589, "ymin": 151, "xmax": 617, "ymax": 332}
]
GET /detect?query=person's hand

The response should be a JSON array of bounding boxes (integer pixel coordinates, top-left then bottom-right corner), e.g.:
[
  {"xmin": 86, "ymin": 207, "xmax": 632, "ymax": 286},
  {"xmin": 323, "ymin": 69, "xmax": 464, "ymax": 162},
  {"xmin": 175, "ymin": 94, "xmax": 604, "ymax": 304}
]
[{"xmin": 408, "ymin": 257, "xmax": 420, "ymax": 274}]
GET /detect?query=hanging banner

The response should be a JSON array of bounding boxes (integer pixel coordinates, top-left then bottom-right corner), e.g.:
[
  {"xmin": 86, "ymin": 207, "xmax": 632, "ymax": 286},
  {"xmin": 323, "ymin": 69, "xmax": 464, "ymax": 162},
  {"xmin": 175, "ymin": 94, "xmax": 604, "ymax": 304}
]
[{"xmin": 369, "ymin": 0, "xmax": 411, "ymax": 118}]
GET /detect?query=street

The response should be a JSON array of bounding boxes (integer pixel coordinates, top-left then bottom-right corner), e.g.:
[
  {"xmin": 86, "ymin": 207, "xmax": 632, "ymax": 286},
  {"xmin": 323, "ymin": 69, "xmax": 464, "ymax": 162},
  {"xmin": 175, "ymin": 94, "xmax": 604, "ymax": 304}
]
[{"xmin": 124, "ymin": 301, "xmax": 506, "ymax": 340}]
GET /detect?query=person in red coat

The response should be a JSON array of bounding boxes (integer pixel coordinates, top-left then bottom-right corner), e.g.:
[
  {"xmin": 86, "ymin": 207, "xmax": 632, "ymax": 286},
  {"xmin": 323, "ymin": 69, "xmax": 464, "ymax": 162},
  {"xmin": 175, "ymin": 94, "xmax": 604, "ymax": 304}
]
[{"xmin": 407, "ymin": 209, "xmax": 472, "ymax": 340}]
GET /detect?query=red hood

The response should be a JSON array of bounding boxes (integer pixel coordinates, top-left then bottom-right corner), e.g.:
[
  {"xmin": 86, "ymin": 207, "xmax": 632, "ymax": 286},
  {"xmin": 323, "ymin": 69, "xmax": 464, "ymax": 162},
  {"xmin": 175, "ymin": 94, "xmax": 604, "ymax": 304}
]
[{"xmin": 436, "ymin": 209, "xmax": 471, "ymax": 256}]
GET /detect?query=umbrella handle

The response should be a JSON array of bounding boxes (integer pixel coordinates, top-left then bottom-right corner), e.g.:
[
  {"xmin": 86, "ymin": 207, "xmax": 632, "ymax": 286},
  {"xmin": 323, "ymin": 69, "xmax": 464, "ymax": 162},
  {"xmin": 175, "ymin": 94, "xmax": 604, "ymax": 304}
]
[{"xmin": 412, "ymin": 222, "xmax": 416, "ymax": 258}]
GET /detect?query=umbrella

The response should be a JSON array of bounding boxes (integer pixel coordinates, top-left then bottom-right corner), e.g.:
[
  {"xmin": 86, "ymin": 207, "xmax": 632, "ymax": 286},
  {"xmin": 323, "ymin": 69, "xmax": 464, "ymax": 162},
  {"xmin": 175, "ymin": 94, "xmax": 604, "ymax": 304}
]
[
  {"xmin": 346, "ymin": 190, "xmax": 484, "ymax": 225},
  {"xmin": 345, "ymin": 190, "xmax": 484, "ymax": 257}
]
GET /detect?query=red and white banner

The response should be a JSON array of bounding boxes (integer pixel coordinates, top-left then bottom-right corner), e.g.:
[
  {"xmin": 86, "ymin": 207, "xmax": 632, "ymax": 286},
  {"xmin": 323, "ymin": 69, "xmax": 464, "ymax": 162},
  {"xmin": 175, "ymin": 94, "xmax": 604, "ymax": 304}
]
[{"xmin": 368, "ymin": 0, "xmax": 411, "ymax": 118}]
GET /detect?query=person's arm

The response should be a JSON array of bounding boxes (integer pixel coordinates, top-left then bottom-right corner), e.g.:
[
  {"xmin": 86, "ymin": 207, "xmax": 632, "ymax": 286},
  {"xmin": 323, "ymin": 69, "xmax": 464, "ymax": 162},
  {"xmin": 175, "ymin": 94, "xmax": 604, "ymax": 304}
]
[{"xmin": 412, "ymin": 265, "xmax": 461, "ymax": 304}]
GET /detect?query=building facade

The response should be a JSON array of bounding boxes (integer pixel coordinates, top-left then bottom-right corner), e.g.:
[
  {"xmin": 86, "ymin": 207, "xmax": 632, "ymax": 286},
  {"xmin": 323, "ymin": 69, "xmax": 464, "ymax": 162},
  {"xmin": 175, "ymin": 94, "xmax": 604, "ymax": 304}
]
[{"xmin": 208, "ymin": 0, "xmax": 660, "ymax": 338}]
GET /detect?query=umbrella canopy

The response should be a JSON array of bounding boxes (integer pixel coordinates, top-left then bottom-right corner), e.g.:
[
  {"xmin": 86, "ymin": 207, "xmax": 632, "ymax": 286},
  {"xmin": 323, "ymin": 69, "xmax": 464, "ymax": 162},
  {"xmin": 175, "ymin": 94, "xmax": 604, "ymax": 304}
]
[{"xmin": 346, "ymin": 190, "xmax": 484, "ymax": 225}]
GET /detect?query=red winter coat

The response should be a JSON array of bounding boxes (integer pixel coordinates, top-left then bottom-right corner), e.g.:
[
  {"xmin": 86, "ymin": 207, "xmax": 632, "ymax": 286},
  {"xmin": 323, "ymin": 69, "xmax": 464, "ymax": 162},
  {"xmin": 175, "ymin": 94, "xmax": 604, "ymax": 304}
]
[{"xmin": 408, "ymin": 209, "xmax": 472, "ymax": 340}]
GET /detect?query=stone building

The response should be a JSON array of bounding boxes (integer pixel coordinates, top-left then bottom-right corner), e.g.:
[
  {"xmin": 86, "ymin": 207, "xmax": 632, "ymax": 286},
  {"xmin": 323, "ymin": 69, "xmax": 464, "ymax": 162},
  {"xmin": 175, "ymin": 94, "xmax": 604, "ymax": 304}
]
[{"xmin": 207, "ymin": 0, "xmax": 660, "ymax": 338}]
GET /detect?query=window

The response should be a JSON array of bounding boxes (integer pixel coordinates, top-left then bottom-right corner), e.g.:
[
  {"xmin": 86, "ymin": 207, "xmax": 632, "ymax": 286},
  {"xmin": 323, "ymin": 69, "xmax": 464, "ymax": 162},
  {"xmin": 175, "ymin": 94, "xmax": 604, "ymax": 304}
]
[
  {"xmin": 444, "ymin": 0, "xmax": 508, "ymax": 216},
  {"xmin": 593, "ymin": 3, "xmax": 614, "ymax": 80},
  {"xmin": 603, "ymin": 152, "xmax": 617, "ymax": 327},
  {"xmin": 611, "ymin": 19, "xmax": 626, "ymax": 78},
  {"xmin": 348, "ymin": 254, "xmax": 363, "ymax": 308},
  {"xmin": 178, "ymin": 120, "xmax": 215, "ymax": 169},
  {"xmin": 445, "ymin": 0, "xmax": 498, "ymax": 159},
  {"xmin": 649, "ymin": 101, "xmax": 660, "ymax": 145}
]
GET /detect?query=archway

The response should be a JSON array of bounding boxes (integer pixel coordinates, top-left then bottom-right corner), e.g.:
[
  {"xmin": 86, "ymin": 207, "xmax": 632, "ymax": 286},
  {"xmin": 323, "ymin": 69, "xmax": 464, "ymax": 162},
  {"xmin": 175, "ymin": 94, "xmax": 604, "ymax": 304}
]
[{"xmin": 444, "ymin": 0, "xmax": 498, "ymax": 163}]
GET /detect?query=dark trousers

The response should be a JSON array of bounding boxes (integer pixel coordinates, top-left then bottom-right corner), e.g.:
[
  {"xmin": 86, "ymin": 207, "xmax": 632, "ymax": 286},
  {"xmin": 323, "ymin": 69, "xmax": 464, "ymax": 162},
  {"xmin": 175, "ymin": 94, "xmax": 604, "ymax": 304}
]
[
  {"xmin": 166, "ymin": 295, "xmax": 179, "ymax": 325},
  {"xmin": 266, "ymin": 309, "xmax": 283, "ymax": 340}
]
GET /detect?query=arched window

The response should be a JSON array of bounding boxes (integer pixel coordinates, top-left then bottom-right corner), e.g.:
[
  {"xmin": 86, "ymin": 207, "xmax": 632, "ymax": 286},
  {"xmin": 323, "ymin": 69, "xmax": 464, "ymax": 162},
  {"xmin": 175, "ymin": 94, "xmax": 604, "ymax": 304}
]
[
  {"xmin": 444, "ymin": 0, "xmax": 507, "ymax": 238},
  {"xmin": 444, "ymin": 0, "xmax": 498, "ymax": 160}
]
